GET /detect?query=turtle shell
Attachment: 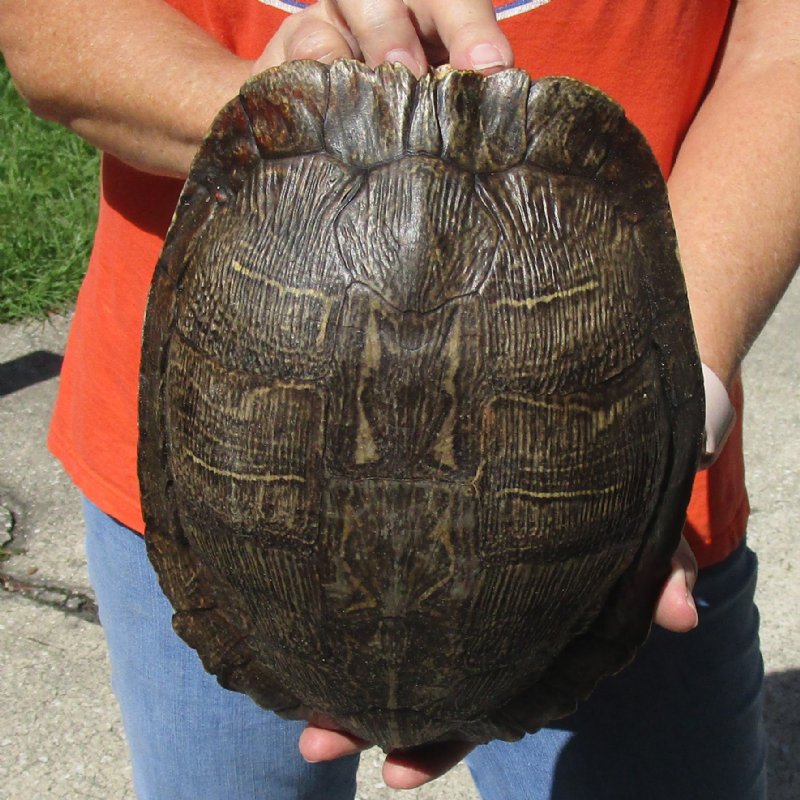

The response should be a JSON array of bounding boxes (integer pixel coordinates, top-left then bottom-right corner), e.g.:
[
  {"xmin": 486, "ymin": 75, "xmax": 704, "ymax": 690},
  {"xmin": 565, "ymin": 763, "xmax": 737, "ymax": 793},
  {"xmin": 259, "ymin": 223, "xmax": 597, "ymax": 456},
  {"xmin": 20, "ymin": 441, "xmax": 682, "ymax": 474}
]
[{"xmin": 138, "ymin": 59, "xmax": 704, "ymax": 751}]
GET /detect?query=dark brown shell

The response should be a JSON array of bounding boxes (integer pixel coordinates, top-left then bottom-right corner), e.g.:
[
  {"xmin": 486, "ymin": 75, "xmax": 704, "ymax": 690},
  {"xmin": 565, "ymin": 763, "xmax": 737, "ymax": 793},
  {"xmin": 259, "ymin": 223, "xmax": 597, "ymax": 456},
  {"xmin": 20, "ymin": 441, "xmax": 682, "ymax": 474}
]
[{"xmin": 138, "ymin": 60, "xmax": 704, "ymax": 751}]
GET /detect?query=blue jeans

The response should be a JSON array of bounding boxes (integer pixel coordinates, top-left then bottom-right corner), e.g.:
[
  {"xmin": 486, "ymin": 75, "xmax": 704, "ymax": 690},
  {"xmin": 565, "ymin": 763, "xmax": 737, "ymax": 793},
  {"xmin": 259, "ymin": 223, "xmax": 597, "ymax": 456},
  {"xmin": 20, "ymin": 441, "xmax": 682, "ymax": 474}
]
[{"xmin": 84, "ymin": 499, "xmax": 766, "ymax": 799}]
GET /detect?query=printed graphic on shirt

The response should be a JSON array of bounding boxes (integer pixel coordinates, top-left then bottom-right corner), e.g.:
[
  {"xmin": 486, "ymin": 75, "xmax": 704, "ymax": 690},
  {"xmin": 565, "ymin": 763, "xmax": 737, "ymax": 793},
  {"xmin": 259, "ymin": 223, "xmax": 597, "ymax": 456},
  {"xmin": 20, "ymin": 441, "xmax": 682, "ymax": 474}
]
[
  {"xmin": 494, "ymin": 0, "xmax": 552, "ymax": 20},
  {"xmin": 256, "ymin": 0, "xmax": 309, "ymax": 12},
  {"xmin": 256, "ymin": 0, "xmax": 552, "ymax": 22}
]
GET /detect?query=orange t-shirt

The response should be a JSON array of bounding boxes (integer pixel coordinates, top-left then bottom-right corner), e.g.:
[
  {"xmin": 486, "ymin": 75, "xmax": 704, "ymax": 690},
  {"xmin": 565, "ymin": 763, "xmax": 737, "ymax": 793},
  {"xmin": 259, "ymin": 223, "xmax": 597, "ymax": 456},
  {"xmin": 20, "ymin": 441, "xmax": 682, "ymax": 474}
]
[{"xmin": 49, "ymin": 0, "xmax": 745, "ymax": 568}]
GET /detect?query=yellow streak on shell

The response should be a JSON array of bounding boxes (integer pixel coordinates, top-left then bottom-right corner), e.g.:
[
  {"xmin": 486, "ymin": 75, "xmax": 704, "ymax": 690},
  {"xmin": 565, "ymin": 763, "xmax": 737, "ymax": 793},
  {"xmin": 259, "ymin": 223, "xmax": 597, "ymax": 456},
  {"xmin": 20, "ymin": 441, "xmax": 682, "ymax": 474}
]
[{"xmin": 490, "ymin": 279, "xmax": 599, "ymax": 309}]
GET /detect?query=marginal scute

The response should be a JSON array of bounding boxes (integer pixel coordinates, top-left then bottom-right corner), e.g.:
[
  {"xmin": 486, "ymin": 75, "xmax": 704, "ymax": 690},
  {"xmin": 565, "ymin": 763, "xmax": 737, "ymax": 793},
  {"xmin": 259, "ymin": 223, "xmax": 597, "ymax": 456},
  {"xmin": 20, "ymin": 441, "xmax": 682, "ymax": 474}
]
[
  {"xmin": 325, "ymin": 59, "xmax": 416, "ymax": 166},
  {"xmin": 239, "ymin": 60, "xmax": 329, "ymax": 157},
  {"xmin": 188, "ymin": 96, "xmax": 261, "ymax": 198},
  {"xmin": 437, "ymin": 68, "xmax": 530, "ymax": 172},
  {"xmin": 525, "ymin": 76, "xmax": 626, "ymax": 178},
  {"xmin": 138, "ymin": 60, "xmax": 705, "ymax": 753}
]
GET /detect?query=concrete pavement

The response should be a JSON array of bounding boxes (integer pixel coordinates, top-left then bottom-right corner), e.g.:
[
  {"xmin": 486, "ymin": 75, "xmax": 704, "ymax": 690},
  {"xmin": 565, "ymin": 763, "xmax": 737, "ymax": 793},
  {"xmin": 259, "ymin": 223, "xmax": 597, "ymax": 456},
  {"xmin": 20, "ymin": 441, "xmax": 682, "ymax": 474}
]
[{"xmin": 1, "ymin": 277, "xmax": 798, "ymax": 799}]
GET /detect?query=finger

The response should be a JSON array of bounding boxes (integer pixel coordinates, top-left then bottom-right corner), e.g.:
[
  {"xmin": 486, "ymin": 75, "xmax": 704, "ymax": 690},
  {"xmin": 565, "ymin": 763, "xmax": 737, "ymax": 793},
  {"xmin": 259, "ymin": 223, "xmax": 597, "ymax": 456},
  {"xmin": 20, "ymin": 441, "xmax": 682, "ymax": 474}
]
[
  {"xmin": 654, "ymin": 536, "xmax": 699, "ymax": 633},
  {"xmin": 326, "ymin": 0, "xmax": 428, "ymax": 76},
  {"xmin": 382, "ymin": 741, "xmax": 476, "ymax": 790},
  {"xmin": 252, "ymin": 12, "xmax": 357, "ymax": 74},
  {"xmin": 410, "ymin": 0, "xmax": 513, "ymax": 73},
  {"xmin": 298, "ymin": 723, "xmax": 371, "ymax": 762}
]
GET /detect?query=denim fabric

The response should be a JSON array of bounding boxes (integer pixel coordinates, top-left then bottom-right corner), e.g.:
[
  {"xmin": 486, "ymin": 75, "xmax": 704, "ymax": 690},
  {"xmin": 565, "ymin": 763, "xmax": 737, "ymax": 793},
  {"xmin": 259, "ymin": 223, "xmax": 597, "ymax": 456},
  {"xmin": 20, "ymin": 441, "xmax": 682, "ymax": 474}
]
[
  {"xmin": 84, "ymin": 500, "xmax": 359, "ymax": 800},
  {"xmin": 466, "ymin": 540, "xmax": 767, "ymax": 800},
  {"xmin": 84, "ymin": 499, "xmax": 765, "ymax": 800}
]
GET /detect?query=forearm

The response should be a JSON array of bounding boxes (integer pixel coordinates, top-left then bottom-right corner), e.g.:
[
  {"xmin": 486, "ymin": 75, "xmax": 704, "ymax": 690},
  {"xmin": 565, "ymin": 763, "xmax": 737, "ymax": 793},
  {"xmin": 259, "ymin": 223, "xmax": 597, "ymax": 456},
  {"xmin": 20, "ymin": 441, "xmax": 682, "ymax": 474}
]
[
  {"xmin": 0, "ymin": 0, "xmax": 253, "ymax": 176},
  {"xmin": 668, "ymin": 0, "xmax": 800, "ymax": 388}
]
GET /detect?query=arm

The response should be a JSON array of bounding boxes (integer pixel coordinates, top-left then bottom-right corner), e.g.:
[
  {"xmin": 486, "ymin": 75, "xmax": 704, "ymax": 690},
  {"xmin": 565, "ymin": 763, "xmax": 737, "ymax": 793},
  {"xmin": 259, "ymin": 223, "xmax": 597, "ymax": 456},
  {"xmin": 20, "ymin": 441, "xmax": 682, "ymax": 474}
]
[
  {"xmin": 0, "ymin": 0, "xmax": 252, "ymax": 176},
  {"xmin": 669, "ymin": 0, "xmax": 800, "ymax": 389},
  {"xmin": 0, "ymin": 0, "xmax": 511, "ymax": 177}
]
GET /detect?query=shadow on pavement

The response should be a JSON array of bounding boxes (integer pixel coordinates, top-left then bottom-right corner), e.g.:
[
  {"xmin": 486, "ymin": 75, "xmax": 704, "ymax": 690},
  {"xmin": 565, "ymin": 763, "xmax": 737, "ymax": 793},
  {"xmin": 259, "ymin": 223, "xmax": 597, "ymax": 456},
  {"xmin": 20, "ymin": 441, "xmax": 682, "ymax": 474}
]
[
  {"xmin": 0, "ymin": 350, "xmax": 63, "ymax": 396},
  {"xmin": 543, "ymin": 667, "xmax": 799, "ymax": 799},
  {"xmin": 763, "ymin": 668, "xmax": 800, "ymax": 800}
]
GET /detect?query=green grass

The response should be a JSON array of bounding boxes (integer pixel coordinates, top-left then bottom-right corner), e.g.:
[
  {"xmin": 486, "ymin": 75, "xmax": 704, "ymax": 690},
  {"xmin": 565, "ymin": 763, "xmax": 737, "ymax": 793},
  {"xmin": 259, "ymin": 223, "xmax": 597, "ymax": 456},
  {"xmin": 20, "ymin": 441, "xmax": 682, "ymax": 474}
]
[{"xmin": 0, "ymin": 57, "xmax": 99, "ymax": 323}]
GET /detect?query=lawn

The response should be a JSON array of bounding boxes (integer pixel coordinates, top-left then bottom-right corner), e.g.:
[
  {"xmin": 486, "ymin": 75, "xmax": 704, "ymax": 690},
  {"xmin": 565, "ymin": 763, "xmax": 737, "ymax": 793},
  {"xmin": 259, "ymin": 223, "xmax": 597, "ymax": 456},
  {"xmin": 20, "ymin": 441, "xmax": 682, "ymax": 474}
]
[{"xmin": 0, "ymin": 57, "xmax": 99, "ymax": 323}]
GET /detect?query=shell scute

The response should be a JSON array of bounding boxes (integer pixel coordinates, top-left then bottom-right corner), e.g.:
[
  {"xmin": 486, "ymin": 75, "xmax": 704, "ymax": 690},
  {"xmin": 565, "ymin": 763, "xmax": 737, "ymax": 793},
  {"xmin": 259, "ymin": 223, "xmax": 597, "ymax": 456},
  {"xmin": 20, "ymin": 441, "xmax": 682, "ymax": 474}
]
[
  {"xmin": 336, "ymin": 157, "xmax": 500, "ymax": 312},
  {"xmin": 437, "ymin": 67, "xmax": 530, "ymax": 172},
  {"xmin": 175, "ymin": 156, "xmax": 357, "ymax": 378},
  {"xmin": 239, "ymin": 60, "xmax": 329, "ymax": 158},
  {"xmin": 325, "ymin": 59, "xmax": 416, "ymax": 166},
  {"xmin": 525, "ymin": 76, "xmax": 627, "ymax": 178},
  {"xmin": 478, "ymin": 165, "xmax": 651, "ymax": 393}
]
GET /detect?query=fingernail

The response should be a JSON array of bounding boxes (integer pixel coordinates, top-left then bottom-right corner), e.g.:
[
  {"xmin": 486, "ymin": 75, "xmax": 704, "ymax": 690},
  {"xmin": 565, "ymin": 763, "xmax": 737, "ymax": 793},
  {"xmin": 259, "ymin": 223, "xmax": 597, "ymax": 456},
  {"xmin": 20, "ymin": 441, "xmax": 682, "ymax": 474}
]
[
  {"xmin": 314, "ymin": 50, "xmax": 336, "ymax": 65},
  {"xmin": 468, "ymin": 43, "xmax": 507, "ymax": 72},
  {"xmin": 385, "ymin": 49, "xmax": 424, "ymax": 77}
]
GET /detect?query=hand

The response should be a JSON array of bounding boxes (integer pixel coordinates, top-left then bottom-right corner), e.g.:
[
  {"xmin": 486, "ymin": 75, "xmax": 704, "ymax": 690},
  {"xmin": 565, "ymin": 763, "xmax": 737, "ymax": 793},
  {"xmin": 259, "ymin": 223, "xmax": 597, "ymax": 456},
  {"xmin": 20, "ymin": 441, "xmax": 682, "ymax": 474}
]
[
  {"xmin": 298, "ymin": 539, "xmax": 699, "ymax": 789},
  {"xmin": 299, "ymin": 723, "xmax": 476, "ymax": 790},
  {"xmin": 252, "ymin": 0, "xmax": 514, "ymax": 78}
]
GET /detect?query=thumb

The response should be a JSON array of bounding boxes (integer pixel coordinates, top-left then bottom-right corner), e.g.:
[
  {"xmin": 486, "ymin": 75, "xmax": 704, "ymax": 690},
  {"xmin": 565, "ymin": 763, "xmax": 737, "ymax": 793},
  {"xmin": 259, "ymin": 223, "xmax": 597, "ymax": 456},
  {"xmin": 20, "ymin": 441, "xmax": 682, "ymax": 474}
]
[{"xmin": 653, "ymin": 535, "xmax": 699, "ymax": 632}]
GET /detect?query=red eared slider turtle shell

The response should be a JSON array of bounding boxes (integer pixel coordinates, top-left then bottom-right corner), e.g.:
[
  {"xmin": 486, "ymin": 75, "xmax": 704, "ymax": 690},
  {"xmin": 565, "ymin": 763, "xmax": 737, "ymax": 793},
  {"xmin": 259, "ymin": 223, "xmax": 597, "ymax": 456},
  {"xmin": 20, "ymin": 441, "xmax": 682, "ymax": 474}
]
[{"xmin": 138, "ymin": 59, "xmax": 704, "ymax": 751}]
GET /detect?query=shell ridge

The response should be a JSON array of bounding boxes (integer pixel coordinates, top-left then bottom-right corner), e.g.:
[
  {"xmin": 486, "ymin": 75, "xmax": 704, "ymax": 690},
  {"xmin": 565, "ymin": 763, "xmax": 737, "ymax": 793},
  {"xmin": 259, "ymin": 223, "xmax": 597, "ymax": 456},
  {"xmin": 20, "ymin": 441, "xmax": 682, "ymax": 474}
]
[
  {"xmin": 407, "ymin": 71, "xmax": 443, "ymax": 158},
  {"xmin": 334, "ymin": 278, "xmax": 483, "ymax": 321},
  {"xmin": 320, "ymin": 61, "xmax": 333, "ymax": 160},
  {"xmin": 398, "ymin": 64, "xmax": 417, "ymax": 158},
  {"xmin": 469, "ymin": 174, "xmax": 508, "ymax": 301},
  {"xmin": 235, "ymin": 93, "xmax": 261, "ymax": 160}
]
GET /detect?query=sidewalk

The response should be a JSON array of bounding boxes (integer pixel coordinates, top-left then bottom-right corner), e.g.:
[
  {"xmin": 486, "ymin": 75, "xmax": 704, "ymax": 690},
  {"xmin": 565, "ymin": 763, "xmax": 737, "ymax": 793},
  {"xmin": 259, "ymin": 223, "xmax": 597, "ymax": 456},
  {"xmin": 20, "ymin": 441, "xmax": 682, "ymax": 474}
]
[{"xmin": 1, "ymin": 278, "xmax": 798, "ymax": 799}]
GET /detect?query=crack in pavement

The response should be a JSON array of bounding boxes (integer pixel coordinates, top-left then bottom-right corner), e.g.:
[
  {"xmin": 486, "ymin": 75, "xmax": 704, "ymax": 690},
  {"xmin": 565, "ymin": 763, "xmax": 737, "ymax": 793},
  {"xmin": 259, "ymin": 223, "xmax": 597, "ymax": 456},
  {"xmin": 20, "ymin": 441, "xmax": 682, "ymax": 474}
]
[{"xmin": 0, "ymin": 571, "xmax": 99, "ymax": 624}]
